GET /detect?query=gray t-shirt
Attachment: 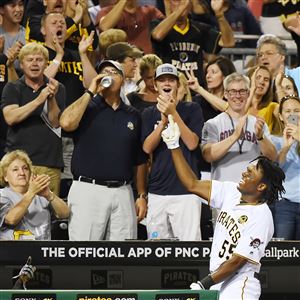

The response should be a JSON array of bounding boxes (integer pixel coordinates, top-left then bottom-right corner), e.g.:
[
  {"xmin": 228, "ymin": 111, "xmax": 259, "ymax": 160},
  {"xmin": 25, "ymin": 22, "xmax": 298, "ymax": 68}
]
[
  {"xmin": 0, "ymin": 187, "xmax": 51, "ymax": 240},
  {"xmin": 0, "ymin": 26, "xmax": 25, "ymax": 71},
  {"xmin": 201, "ymin": 112, "xmax": 271, "ymax": 182},
  {"xmin": 0, "ymin": 26, "xmax": 25, "ymax": 54}
]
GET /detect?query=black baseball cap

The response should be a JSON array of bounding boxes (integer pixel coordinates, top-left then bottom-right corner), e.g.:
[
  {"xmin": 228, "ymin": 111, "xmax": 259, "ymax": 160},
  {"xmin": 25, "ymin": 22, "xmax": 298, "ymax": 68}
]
[{"xmin": 0, "ymin": 0, "xmax": 23, "ymax": 7}]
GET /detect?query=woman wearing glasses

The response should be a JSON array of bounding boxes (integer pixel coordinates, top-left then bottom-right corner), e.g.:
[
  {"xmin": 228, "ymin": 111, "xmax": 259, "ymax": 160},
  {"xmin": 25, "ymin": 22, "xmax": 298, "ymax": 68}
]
[{"xmin": 271, "ymin": 95, "xmax": 300, "ymax": 240}]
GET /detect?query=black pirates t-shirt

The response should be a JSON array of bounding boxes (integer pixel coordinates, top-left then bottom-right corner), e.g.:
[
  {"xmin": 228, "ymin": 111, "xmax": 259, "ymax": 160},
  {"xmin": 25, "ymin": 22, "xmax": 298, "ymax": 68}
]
[
  {"xmin": 46, "ymin": 47, "xmax": 85, "ymax": 107},
  {"xmin": 151, "ymin": 19, "xmax": 221, "ymax": 85}
]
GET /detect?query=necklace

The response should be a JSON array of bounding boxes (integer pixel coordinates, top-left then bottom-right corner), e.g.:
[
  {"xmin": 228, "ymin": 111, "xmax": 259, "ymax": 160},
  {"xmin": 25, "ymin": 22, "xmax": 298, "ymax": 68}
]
[{"xmin": 227, "ymin": 113, "xmax": 248, "ymax": 154}]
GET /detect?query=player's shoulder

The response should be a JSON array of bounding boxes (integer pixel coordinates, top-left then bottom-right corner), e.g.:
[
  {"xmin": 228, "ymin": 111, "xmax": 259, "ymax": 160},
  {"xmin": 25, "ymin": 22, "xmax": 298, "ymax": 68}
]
[{"xmin": 248, "ymin": 202, "xmax": 273, "ymax": 224}]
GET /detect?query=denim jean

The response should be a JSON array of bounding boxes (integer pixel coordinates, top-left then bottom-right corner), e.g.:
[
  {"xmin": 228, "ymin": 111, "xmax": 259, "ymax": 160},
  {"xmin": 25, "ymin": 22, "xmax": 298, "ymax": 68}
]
[{"xmin": 272, "ymin": 198, "xmax": 300, "ymax": 240}]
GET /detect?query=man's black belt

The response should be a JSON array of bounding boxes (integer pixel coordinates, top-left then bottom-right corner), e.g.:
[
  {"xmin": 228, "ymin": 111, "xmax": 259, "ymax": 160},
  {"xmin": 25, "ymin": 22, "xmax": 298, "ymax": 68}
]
[{"xmin": 74, "ymin": 176, "xmax": 130, "ymax": 188}]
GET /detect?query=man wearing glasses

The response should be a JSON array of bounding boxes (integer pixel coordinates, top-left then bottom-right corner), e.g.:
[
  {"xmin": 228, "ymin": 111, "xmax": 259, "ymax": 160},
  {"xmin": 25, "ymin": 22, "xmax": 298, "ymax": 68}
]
[
  {"xmin": 59, "ymin": 60, "xmax": 148, "ymax": 241},
  {"xmin": 201, "ymin": 72, "xmax": 276, "ymax": 185},
  {"xmin": 256, "ymin": 34, "xmax": 300, "ymax": 95}
]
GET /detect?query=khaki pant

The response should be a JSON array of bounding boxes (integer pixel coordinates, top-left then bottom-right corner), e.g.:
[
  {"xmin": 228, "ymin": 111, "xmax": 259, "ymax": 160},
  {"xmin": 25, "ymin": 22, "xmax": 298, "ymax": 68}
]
[{"xmin": 32, "ymin": 165, "xmax": 61, "ymax": 196}]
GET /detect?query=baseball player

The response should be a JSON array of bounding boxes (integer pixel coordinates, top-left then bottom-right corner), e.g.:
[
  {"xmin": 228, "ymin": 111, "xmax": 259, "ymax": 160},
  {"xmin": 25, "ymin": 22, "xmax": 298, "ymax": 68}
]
[{"xmin": 162, "ymin": 115, "xmax": 285, "ymax": 300}]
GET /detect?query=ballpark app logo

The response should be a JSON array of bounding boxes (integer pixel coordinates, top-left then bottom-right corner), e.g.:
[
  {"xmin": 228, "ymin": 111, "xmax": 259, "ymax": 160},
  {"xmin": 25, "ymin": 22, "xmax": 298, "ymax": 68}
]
[{"xmin": 12, "ymin": 294, "xmax": 56, "ymax": 300}]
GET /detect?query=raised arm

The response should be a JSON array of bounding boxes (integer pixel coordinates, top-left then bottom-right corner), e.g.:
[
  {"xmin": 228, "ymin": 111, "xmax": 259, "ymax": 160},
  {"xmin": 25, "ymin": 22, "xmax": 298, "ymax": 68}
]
[
  {"xmin": 78, "ymin": 31, "xmax": 98, "ymax": 88},
  {"xmin": 44, "ymin": 35, "xmax": 64, "ymax": 79},
  {"xmin": 211, "ymin": 0, "xmax": 235, "ymax": 47},
  {"xmin": 161, "ymin": 115, "xmax": 212, "ymax": 200},
  {"xmin": 98, "ymin": 0, "xmax": 126, "ymax": 32},
  {"xmin": 59, "ymin": 73, "xmax": 103, "ymax": 131},
  {"xmin": 186, "ymin": 69, "xmax": 228, "ymax": 112},
  {"xmin": 151, "ymin": 1, "xmax": 190, "ymax": 41}
]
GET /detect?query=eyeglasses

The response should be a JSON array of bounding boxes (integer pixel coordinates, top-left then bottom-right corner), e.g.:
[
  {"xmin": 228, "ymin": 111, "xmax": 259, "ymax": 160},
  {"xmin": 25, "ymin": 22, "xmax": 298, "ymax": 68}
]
[
  {"xmin": 257, "ymin": 51, "xmax": 279, "ymax": 59},
  {"xmin": 280, "ymin": 94, "xmax": 299, "ymax": 102},
  {"xmin": 102, "ymin": 69, "xmax": 120, "ymax": 75},
  {"xmin": 226, "ymin": 89, "xmax": 249, "ymax": 97}
]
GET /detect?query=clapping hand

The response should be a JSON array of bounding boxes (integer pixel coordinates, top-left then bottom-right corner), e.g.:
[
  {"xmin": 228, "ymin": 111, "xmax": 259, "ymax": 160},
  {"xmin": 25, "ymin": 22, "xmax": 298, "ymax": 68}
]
[{"xmin": 28, "ymin": 174, "xmax": 51, "ymax": 197}]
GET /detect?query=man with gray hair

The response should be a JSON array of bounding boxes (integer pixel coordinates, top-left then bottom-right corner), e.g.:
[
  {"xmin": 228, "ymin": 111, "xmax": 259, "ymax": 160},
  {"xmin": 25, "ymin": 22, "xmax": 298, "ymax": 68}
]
[
  {"xmin": 201, "ymin": 72, "xmax": 276, "ymax": 184},
  {"xmin": 256, "ymin": 34, "xmax": 300, "ymax": 94}
]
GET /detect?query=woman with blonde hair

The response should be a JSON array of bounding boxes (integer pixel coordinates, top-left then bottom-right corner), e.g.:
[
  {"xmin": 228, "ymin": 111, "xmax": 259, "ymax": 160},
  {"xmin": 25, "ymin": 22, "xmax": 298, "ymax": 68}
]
[
  {"xmin": 127, "ymin": 54, "xmax": 162, "ymax": 111},
  {"xmin": 0, "ymin": 150, "xmax": 69, "ymax": 240}
]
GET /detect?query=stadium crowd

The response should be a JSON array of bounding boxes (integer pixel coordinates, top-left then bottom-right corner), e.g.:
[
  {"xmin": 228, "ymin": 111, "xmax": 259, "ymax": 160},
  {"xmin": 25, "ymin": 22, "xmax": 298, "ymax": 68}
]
[{"xmin": 0, "ymin": 0, "xmax": 299, "ymax": 243}]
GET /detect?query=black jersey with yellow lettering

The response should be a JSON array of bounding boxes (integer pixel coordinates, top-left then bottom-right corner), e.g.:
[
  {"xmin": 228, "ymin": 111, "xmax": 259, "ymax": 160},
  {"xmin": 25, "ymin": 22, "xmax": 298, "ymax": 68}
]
[
  {"xmin": 151, "ymin": 18, "xmax": 221, "ymax": 85},
  {"xmin": 46, "ymin": 47, "xmax": 85, "ymax": 107}
]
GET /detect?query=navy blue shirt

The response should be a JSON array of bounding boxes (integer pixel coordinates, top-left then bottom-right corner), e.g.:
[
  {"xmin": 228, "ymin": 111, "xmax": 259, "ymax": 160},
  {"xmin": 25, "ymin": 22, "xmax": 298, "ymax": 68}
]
[
  {"xmin": 1, "ymin": 76, "xmax": 65, "ymax": 168},
  {"xmin": 71, "ymin": 95, "xmax": 147, "ymax": 181},
  {"xmin": 141, "ymin": 101, "xmax": 204, "ymax": 195}
]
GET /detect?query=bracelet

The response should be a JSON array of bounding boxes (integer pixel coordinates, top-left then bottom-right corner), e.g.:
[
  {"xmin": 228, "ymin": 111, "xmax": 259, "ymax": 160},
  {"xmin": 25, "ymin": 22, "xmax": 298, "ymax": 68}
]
[
  {"xmin": 48, "ymin": 191, "xmax": 55, "ymax": 203},
  {"xmin": 52, "ymin": 59, "xmax": 60, "ymax": 66},
  {"xmin": 85, "ymin": 89, "xmax": 94, "ymax": 98}
]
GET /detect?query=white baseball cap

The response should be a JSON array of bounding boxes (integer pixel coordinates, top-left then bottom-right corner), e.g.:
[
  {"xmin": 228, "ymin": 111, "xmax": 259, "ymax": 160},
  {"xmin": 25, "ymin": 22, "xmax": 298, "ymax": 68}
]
[
  {"xmin": 97, "ymin": 60, "xmax": 124, "ymax": 77},
  {"xmin": 155, "ymin": 63, "xmax": 178, "ymax": 79}
]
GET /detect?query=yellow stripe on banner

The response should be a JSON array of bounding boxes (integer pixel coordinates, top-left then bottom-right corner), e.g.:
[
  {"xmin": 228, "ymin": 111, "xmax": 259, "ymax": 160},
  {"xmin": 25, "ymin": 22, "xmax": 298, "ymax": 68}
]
[{"xmin": 241, "ymin": 276, "xmax": 248, "ymax": 300}]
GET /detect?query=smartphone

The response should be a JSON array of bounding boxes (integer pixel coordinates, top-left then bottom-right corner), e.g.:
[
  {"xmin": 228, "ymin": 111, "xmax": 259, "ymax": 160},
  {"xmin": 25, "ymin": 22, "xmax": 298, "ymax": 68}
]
[{"xmin": 287, "ymin": 114, "xmax": 299, "ymax": 126}]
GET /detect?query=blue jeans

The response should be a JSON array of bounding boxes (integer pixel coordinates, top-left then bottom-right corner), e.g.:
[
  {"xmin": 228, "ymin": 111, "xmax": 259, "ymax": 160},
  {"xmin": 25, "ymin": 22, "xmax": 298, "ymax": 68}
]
[{"xmin": 272, "ymin": 198, "xmax": 300, "ymax": 240}]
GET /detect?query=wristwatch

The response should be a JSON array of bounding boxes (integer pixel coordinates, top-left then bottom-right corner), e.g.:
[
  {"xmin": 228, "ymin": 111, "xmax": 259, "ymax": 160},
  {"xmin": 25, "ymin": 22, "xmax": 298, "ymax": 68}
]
[
  {"xmin": 257, "ymin": 135, "xmax": 264, "ymax": 141},
  {"xmin": 138, "ymin": 193, "xmax": 148, "ymax": 201}
]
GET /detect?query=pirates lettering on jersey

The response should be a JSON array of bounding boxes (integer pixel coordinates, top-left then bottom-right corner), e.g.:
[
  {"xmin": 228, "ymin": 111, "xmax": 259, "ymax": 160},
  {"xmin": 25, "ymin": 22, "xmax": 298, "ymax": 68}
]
[
  {"xmin": 220, "ymin": 129, "xmax": 258, "ymax": 144},
  {"xmin": 48, "ymin": 60, "xmax": 83, "ymax": 82},
  {"xmin": 216, "ymin": 211, "xmax": 241, "ymax": 244},
  {"xmin": 172, "ymin": 60, "xmax": 198, "ymax": 72},
  {"xmin": 278, "ymin": 0, "xmax": 299, "ymax": 6}
]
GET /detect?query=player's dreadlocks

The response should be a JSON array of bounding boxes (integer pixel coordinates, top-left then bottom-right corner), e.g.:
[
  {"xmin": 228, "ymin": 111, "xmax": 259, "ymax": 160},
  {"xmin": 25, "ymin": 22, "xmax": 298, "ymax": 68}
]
[{"xmin": 251, "ymin": 156, "xmax": 285, "ymax": 205}]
